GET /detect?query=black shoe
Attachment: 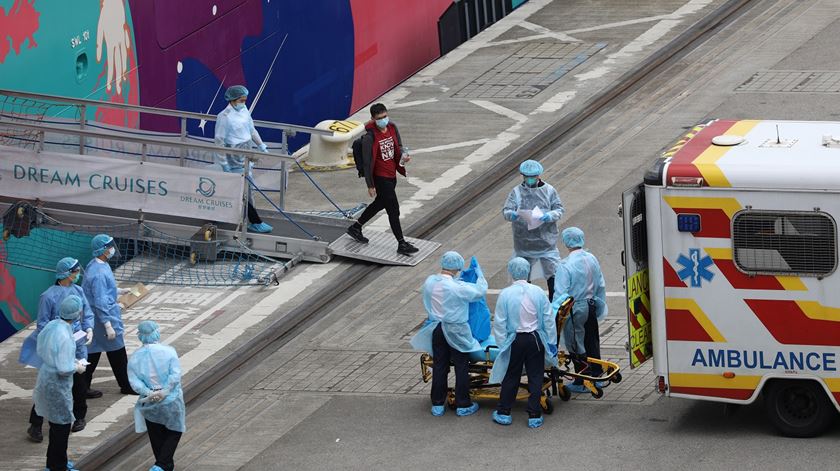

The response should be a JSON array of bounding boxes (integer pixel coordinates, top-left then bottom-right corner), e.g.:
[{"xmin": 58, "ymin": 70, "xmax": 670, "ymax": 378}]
[
  {"xmin": 27, "ymin": 425, "xmax": 43, "ymax": 443},
  {"xmin": 71, "ymin": 419, "xmax": 86, "ymax": 432},
  {"xmin": 120, "ymin": 388, "xmax": 139, "ymax": 396},
  {"xmin": 86, "ymin": 389, "xmax": 103, "ymax": 399},
  {"xmin": 346, "ymin": 224, "xmax": 369, "ymax": 243},
  {"xmin": 397, "ymin": 240, "xmax": 419, "ymax": 255}
]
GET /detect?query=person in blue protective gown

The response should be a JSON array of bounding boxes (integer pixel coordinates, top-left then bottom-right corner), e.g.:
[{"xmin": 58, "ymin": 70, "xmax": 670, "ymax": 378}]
[
  {"xmin": 410, "ymin": 251, "xmax": 486, "ymax": 417},
  {"xmin": 34, "ymin": 295, "xmax": 87, "ymax": 471},
  {"xmin": 214, "ymin": 84, "xmax": 273, "ymax": 234},
  {"xmin": 20, "ymin": 257, "xmax": 96, "ymax": 441},
  {"xmin": 503, "ymin": 160, "xmax": 565, "ymax": 301},
  {"xmin": 83, "ymin": 234, "xmax": 136, "ymax": 396},
  {"xmin": 551, "ymin": 227, "xmax": 608, "ymax": 394},
  {"xmin": 490, "ymin": 257, "xmax": 558, "ymax": 428},
  {"xmin": 128, "ymin": 321, "xmax": 186, "ymax": 471}
]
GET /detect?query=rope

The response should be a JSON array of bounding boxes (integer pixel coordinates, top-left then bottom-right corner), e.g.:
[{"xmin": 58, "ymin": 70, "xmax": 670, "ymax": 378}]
[
  {"xmin": 246, "ymin": 176, "xmax": 319, "ymax": 240},
  {"xmin": 293, "ymin": 160, "xmax": 354, "ymax": 218}
]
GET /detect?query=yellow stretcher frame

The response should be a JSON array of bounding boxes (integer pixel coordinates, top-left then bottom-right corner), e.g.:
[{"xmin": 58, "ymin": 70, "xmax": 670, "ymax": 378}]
[{"xmin": 419, "ymin": 298, "xmax": 622, "ymax": 413}]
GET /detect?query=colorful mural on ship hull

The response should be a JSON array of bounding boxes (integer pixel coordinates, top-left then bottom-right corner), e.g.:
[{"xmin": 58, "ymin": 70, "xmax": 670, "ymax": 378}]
[{"xmin": 0, "ymin": 0, "xmax": 513, "ymax": 341}]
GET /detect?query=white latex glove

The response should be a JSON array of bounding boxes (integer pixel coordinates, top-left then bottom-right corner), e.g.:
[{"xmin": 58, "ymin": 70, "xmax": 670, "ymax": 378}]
[
  {"xmin": 149, "ymin": 389, "xmax": 167, "ymax": 402},
  {"xmin": 117, "ymin": 287, "xmax": 131, "ymax": 296},
  {"xmin": 74, "ymin": 360, "xmax": 87, "ymax": 375},
  {"xmin": 85, "ymin": 328, "xmax": 94, "ymax": 345},
  {"xmin": 104, "ymin": 321, "xmax": 116, "ymax": 340}
]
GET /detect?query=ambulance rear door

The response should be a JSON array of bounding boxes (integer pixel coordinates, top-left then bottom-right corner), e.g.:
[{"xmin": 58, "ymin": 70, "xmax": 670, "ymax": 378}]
[{"xmin": 622, "ymin": 184, "xmax": 652, "ymax": 368}]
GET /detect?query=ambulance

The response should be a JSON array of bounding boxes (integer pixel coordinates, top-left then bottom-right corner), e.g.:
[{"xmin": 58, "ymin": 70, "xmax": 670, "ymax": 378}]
[{"xmin": 621, "ymin": 119, "xmax": 840, "ymax": 437}]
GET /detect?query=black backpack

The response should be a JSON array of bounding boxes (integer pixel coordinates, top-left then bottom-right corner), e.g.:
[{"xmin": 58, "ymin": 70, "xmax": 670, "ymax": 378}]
[{"xmin": 352, "ymin": 130, "xmax": 373, "ymax": 178}]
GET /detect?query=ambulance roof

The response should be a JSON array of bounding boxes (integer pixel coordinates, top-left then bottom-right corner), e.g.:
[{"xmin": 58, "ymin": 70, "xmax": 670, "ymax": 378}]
[{"xmin": 662, "ymin": 119, "xmax": 840, "ymax": 190}]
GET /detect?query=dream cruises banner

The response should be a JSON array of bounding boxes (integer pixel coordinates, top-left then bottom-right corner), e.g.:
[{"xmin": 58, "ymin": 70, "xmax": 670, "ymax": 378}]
[{"xmin": 0, "ymin": 147, "xmax": 245, "ymax": 224}]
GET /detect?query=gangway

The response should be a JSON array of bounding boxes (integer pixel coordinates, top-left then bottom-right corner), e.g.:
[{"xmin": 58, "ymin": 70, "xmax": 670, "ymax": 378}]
[{"xmin": 0, "ymin": 89, "xmax": 440, "ymax": 283}]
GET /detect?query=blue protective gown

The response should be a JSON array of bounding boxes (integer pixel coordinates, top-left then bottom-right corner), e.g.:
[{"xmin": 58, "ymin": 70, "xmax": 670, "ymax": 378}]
[
  {"xmin": 551, "ymin": 249, "xmax": 607, "ymax": 353},
  {"xmin": 502, "ymin": 182, "xmax": 565, "ymax": 280},
  {"xmin": 83, "ymin": 258, "xmax": 125, "ymax": 353},
  {"xmin": 128, "ymin": 343, "xmax": 186, "ymax": 433},
  {"xmin": 33, "ymin": 319, "xmax": 77, "ymax": 424},
  {"xmin": 489, "ymin": 281, "xmax": 558, "ymax": 384},
  {"xmin": 410, "ymin": 269, "xmax": 488, "ymax": 354},
  {"xmin": 214, "ymin": 104, "xmax": 264, "ymax": 172},
  {"xmin": 19, "ymin": 284, "xmax": 95, "ymax": 367}
]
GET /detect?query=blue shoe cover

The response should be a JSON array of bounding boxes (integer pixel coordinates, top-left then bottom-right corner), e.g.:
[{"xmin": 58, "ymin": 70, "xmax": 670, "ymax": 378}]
[
  {"xmin": 45, "ymin": 464, "xmax": 79, "ymax": 471},
  {"xmin": 150, "ymin": 466, "xmax": 165, "ymax": 471},
  {"xmin": 528, "ymin": 417, "xmax": 544, "ymax": 428},
  {"xmin": 456, "ymin": 402, "xmax": 479, "ymax": 417},
  {"xmin": 596, "ymin": 380, "xmax": 610, "ymax": 388},
  {"xmin": 492, "ymin": 411, "xmax": 512, "ymax": 425},
  {"xmin": 565, "ymin": 383, "xmax": 589, "ymax": 394},
  {"xmin": 431, "ymin": 405, "xmax": 445, "ymax": 417},
  {"xmin": 248, "ymin": 222, "xmax": 273, "ymax": 233}
]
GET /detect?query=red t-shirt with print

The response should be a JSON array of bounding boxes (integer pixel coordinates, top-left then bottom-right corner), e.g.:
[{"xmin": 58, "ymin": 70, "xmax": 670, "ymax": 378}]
[{"xmin": 372, "ymin": 125, "xmax": 398, "ymax": 178}]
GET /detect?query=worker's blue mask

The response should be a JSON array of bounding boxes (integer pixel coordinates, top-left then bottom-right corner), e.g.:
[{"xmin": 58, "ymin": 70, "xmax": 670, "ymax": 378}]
[
  {"xmin": 233, "ymin": 103, "xmax": 246, "ymax": 111},
  {"xmin": 524, "ymin": 176, "xmax": 539, "ymax": 187},
  {"xmin": 375, "ymin": 117, "xmax": 389, "ymax": 129}
]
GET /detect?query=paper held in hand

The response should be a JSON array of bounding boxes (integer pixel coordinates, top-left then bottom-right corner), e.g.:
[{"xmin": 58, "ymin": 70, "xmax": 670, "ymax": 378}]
[{"xmin": 516, "ymin": 206, "xmax": 544, "ymax": 230}]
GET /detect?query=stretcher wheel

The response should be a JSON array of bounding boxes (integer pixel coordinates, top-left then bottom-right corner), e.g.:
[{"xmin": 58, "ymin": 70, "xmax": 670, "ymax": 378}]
[
  {"xmin": 2, "ymin": 229, "xmax": 9, "ymax": 241},
  {"xmin": 591, "ymin": 387, "xmax": 604, "ymax": 399},
  {"xmin": 541, "ymin": 396, "xmax": 554, "ymax": 415},
  {"xmin": 558, "ymin": 385, "xmax": 571, "ymax": 402},
  {"xmin": 189, "ymin": 252, "xmax": 198, "ymax": 265},
  {"xmin": 611, "ymin": 372, "xmax": 622, "ymax": 384}
]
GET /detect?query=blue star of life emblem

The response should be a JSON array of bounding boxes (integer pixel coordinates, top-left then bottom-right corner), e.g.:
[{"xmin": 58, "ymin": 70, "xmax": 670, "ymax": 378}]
[{"xmin": 677, "ymin": 248, "xmax": 714, "ymax": 287}]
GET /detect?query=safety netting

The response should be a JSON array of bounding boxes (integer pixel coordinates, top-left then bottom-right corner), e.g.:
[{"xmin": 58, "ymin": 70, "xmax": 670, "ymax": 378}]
[{"xmin": 0, "ymin": 203, "xmax": 285, "ymax": 286}]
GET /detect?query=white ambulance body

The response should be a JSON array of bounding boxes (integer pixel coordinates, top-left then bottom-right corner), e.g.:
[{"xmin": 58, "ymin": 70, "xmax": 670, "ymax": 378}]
[{"xmin": 622, "ymin": 119, "xmax": 840, "ymax": 437}]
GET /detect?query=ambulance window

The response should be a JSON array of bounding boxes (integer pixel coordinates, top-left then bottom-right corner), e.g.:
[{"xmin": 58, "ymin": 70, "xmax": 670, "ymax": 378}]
[
  {"xmin": 630, "ymin": 192, "xmax": 647, "ymax": 264},
  {"xmin": 733, "ymin": 211, "xmax": 836, "ymax": 276}
]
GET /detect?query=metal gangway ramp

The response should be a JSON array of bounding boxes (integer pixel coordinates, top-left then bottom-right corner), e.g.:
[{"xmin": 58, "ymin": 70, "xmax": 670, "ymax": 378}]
[{"xmin": 0, "ymin": 89, "xmax": 440, "ymax": 284}]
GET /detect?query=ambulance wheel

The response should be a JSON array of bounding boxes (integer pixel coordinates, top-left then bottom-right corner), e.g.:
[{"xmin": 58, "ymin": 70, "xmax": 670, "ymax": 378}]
[
  {"xmin": 765, "ymin": 380, "xmax": 835, "ymax": 438},
  {"xmin": 189, "ymin": 252, "xmax": 198, "ymax": 265},
  {"xmin": 541, "ymin": 396, "xmax": 554, "ymax": 415},
  {"xmin": 558, "ymin": 385, "xmax": 571, "ymax": 402},
  {"xmin": 2, "ymin": 229, "xmax": 9, "ymax": 241},
  {"xmin": 611, "ymin": 372, "xmax": 623, "ymax": 384},
  {"xmin": 591, "ymin": 386, "xmax": 604, "ymax": 399}
]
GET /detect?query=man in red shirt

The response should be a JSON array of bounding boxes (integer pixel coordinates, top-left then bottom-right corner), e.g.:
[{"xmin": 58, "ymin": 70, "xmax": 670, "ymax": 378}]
[{"xmin": 347, "ymin": 103, "xmax": 419, "ymax": 255}]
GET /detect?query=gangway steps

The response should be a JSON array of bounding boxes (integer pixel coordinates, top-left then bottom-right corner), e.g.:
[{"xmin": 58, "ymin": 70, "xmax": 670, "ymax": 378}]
[{"xmin": 329, "ymin": 230, "xmax": 440, "ymax": 266}]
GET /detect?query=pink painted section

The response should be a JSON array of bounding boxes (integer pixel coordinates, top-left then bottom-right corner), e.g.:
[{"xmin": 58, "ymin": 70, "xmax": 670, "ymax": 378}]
[
  {"xmin": 0, "ymin": 0, "xmax": 40, "ymax": 64},
  {"xmin": 349, "ymin": 0, "xmax": 451, "ymax": 112},
  {"xmin": 0, "ymin": 241, "xmax": 30, "ymax": 325}
]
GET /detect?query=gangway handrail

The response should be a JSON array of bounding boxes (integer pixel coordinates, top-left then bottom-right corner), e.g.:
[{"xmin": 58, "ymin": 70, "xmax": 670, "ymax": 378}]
[
  {"xmin": 0, "ymin": 119, "xmax": 296, "ymax": 162},
  {"xmin": 0, "ymin": 88, "xmax": 332, "ymax": 136}
]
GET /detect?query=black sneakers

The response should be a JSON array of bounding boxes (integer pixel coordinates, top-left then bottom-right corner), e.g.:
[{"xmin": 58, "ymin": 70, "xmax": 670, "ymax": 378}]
[
  {"xmin": 27, "ymin": 425, "xmax": 43, "ymax": 443},
  {"xmin": 346, "ymin": 224, "xmax": 369, "ymax": 243},
  {"xmin": 397, "ymin": 240, "xmax": 419, "ymax": 255},
  {"xmin": 71, "ymin": 419, "xmax": 86, "ymax": 432},
  {"xmin": 86, "ymin": 389, "xmax": 103, "ymax": 399}
]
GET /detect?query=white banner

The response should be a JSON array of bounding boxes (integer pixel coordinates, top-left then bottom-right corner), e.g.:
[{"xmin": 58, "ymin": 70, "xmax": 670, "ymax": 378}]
[{"xmin": 0, "ymin": 147, "xmax": 245, "ymax": 224}]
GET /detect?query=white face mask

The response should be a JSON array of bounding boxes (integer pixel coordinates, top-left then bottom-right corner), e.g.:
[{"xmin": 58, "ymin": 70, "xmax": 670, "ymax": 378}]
[{"xmin": 106, "ymin": 246, "xmax": 116, "ymax": 259}]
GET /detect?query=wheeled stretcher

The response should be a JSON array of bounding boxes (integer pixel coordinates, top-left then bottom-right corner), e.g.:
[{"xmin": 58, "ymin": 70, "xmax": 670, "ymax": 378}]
[{"xmin": 419, "ymin": 297, "xmax": 622, "ymax": 414}]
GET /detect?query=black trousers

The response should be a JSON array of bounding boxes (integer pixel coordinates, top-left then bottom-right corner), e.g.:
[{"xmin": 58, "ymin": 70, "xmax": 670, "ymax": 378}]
[
  {"xmin": 546, "ymin": 276, "xmax": 555, "ymax": 304},
  {"xmin": 30, "ymin": 372, "xmax": 87, "ymax": 427},
  {"xmin": 497, "ymin": 332, "xmax": 545, "ymax": 418},
  {"xmin": 430, "ymin": 324, "xmax": 471, "ymax": 408},
  {"xmin": 572, "ymin": 300, "xmax": 603, "ymax": 385},
  {"xmin": 357, "ymin": 176, "xmax": 403, "ymax": 241},
  {"xmin": 146, "ymin": 420, "xmax": 182, "ymax": 471},
  {"xmin": 86, "ymin": 347, "xmax": 131, "ymax": 392},
  {"xmin": 247, "ymin": 202, "xmax": 262, "ymax": 224},
  {"xmin": 46, "ymin": 421, "xmax": 71, "ymax": 471}
]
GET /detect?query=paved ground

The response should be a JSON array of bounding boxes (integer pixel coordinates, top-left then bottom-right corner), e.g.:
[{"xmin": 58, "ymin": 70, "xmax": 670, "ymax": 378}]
[
  {"xmin": 8, "ymin": 0, "xmax": 840, "ymax": 469},
  {"xmin": 103, "ymin": 0, "xmax": 840, "ymax": 469}
]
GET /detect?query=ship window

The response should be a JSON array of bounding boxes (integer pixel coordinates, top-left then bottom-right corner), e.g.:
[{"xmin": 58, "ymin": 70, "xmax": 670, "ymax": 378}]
[{"xmin": 732, "ymin": 210, "xmax": 836, "ymax": 277}]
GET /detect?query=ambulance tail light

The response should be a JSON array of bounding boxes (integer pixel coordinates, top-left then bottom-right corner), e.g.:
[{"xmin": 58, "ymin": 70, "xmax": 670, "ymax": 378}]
[
  {"xmin": 657, "ymin": 375, "xmax": 668, "ymax": 394},
  {"xmin": 670, "ymin": 176, "xmax": 704, "ymax": 187}
]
